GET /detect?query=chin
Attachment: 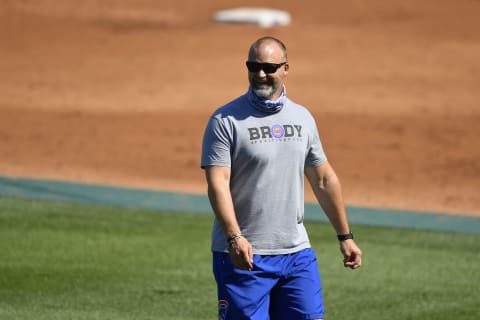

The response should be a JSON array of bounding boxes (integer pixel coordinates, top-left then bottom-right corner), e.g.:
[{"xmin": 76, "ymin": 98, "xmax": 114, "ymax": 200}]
[{"xmin": 253, "ymin": 87, "xmax": 274, "ymax": 99}]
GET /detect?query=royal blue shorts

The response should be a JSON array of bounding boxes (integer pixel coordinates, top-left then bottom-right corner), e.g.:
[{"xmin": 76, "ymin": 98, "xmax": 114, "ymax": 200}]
[{"xmin": 213, "ymin": 248, "xmax": 324, "ymax": 320}]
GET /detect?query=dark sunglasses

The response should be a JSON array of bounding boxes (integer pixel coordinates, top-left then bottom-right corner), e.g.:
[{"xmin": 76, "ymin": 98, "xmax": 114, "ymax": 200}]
[{"xmin": 246, "ymin": 61, "xmax": 287, "ymax": 74}]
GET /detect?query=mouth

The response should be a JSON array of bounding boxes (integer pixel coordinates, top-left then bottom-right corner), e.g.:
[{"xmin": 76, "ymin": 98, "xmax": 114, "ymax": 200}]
[{"xmin": 253, "ymin": 79, "xmax": 272, "ymax": 88}]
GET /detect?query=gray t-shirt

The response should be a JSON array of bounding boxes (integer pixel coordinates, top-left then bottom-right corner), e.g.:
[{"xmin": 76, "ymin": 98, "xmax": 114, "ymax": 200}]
[{"xmin": 201, "ymin": 93, "xmax": 327, "ymax": 255}]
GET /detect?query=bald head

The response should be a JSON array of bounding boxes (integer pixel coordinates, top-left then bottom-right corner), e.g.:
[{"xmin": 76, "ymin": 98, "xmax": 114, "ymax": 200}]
[
  {"xmin": 248, "ymin": 36, "xmax": 288, "ymax": 62},
  {"xmin": 247, "ymin": 37, "xmax": 289, "ymax": 100}
]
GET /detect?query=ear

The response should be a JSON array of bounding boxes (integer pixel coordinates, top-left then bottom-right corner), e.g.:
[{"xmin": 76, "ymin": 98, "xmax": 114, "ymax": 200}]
[{"xmin": 284, "ymin": 63, "xmax": 289, "ymax": 75}]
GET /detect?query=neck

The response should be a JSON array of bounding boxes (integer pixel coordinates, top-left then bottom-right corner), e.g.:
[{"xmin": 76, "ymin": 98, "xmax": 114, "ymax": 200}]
[{"xmin": 247, "ymin": 86, "xmax": 287, "ymax": 114}]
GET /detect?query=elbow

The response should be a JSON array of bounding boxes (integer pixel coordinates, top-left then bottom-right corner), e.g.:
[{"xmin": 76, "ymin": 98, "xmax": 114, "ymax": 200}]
[
  {"xmin": 305, "ymin": 164, "xmax": 341, "ymax": 193},
  {"xmin": 316, "ymin": 172, "xmax": 341, "ymax": 193},
  {"xmin": 316, "ymin": 175, "xmax": 329, "ymax": 191}
]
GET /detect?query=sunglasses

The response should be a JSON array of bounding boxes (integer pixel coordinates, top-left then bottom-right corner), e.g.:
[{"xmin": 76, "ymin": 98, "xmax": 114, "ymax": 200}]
[{"xmin": 246, "ymin": 61, "xmax": 287, "ymax": 74}]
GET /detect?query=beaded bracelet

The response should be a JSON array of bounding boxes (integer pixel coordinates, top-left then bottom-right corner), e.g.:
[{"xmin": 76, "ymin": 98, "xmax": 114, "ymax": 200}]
[{"xmin": 227, "ymin": 232, "xmax": 243, "ymax": 243}]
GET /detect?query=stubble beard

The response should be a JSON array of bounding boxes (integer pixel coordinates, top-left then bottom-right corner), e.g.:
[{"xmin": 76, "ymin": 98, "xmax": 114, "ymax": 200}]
[
  {"xmin": 253, "ymin": 86, "xmax": 273, "ymax": 99},
  {"xmin": 252, "ymin": 82, "xmax": 280, "ymax": 100}
]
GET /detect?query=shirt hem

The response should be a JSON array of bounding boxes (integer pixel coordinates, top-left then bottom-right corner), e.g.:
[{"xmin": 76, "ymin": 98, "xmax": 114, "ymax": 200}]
[{"xmin": 212, "ymin": 242, "xmax": 311, "ymax": 255}]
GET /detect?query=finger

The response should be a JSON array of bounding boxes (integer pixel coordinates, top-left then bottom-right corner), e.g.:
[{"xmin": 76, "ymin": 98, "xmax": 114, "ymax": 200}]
[
  {"xmin": 229, "ymin": 250, "xmax": 248, "ymax": 270},
  {"xmin": 344, "ymin": 255, "xmax": 361, "ymax": 269},
  {"xmin": 243, "ymin": 249, "xmax": 253, "ymax": 270},
  {"xmin": 353, "ymin": 255, "xmax": 362, "ymax": 268},
  {"xmin": 234, "ymin": 256, "xmax": 250, "ymax": 270},
  {"xmin": 343, "ymin": 253, "xmax": 352, "ymax": 267},
  {"xmin": 344, "ymin": 261, "xmax": 354, "ymax": 268}
]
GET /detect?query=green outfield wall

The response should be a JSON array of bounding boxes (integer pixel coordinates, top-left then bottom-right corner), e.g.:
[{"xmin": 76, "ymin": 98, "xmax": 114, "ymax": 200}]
[{"xmin": 0, "ymin": 176, "xmax": 478, "ymax": 234}]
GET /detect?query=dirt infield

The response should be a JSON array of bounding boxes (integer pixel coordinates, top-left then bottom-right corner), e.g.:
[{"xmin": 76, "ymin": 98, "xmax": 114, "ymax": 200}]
[{"xmin": 1, "ymin": 1, "xmax": 479, "ymax": 216}]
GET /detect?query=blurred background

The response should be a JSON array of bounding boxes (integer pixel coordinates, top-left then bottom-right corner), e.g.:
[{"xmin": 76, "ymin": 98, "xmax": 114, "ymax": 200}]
[{"xmin": 1, "ymin": 0, "xmax": 479, "ymax": 216}]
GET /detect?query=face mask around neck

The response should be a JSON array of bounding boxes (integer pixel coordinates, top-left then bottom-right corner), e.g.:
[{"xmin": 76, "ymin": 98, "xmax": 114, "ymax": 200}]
[{"xmin": 247, "ymin": 86, "xmax": 286, "ymax": 114}]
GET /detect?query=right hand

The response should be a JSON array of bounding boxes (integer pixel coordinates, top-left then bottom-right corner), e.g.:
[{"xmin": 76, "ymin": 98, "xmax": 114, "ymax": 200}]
[{"xmin": 228, "ymin": 236, "xmax": 254, "ymax": 270}]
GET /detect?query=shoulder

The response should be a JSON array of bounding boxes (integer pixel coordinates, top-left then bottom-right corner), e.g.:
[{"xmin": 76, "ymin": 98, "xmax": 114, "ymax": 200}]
[
  {"xmin": 284, "ymin": 98, "xmax": 316, "ymax": 122},
  {"xmin": 204, "ymin": 94, "xmax": 250, "ymax": 136},
  {"xmin": 211, "ymin": 95, "xmax": 249, "ymax": 120}
]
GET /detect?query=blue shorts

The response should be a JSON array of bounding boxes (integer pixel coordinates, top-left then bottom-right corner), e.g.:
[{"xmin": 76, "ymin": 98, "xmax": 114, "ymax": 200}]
[{"xmin": 213, "ymin": 248, "xmax": 324, "ymax": 320}]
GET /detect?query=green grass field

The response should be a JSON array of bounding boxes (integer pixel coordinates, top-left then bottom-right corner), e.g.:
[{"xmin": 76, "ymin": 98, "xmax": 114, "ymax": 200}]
[{"xmin": 0, "ymin": 197, "xmax": 478, "ymax": 320}]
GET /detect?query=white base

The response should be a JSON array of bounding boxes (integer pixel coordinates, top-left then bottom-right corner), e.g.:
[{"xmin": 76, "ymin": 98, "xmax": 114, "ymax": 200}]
[{"xmin": 213, "ymin": 7, "xmax": 291, "ymax": 28}]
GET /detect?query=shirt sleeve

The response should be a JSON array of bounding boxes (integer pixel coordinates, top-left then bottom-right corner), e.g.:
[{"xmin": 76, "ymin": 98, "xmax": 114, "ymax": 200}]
[
  {"xmin": 305, "ymin": 118, "xmax": 327, "ymax": 167},
  {"xmin": 201, "ymin": 115, "xmax": 232, "ymax": 168}
]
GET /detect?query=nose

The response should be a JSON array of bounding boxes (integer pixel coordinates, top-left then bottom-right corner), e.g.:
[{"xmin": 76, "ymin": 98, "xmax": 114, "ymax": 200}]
[{"xmin": 254, "ymin": 69, "xmax": 267, "ymax": 78}]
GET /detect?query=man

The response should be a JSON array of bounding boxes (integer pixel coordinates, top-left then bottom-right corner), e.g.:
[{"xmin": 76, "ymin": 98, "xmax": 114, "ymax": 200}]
[{"xmin": 201, "ymin": 36, "xmax": 362, "ymax": 320}]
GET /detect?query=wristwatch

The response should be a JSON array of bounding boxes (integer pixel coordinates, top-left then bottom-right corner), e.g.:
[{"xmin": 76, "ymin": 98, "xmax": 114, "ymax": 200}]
[{"xmin": 337, "ymin": 231, "xmax": 354, "ymax": 241}]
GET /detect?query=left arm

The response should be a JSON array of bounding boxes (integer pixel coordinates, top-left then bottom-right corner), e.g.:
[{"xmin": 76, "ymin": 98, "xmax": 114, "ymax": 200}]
[{"xmin": 305, "ymin": 161, "xmax": 362, "ymax": 269}]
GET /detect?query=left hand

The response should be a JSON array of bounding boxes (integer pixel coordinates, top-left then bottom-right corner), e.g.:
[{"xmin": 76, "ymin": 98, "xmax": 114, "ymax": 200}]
[{"xmin": 340, "ymin": 239, "xmax": 362, "ymax": 269}]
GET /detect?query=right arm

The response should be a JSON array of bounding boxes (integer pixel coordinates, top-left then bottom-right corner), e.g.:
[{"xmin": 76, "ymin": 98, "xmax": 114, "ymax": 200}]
[{"xmin": 205, "ymin": 166, "xmax": 253, "ymax": 270}]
